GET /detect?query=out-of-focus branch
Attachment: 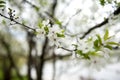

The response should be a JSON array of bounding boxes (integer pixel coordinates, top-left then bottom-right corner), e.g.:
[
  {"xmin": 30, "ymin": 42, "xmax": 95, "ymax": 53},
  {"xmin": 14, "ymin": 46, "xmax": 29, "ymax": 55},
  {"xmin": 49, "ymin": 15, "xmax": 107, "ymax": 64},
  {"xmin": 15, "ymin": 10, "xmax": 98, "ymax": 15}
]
[
  {"xmin": 63, "ymin": 9, "xmax": 81, "ymax": 29},
  {"xmin": 27, "ymin": 31, "xmax": 36, "ymax": 80},
  {"xmin": 60, "ymin": 0, "xmax": 74, "ymax": 15},
  {"xmin": 23, "ymin": 0, "xmax": 39, "ymax": 10},
  {"xmin": 0, "ymin": 36, "xmax": 23, "ymax": 80},
  {"xmin": 80, "ymin": 7, "xmax": 120, "ymax": 39},
  {"xmin": 23, "ymin": 0, "xmax": 46, "ymax": 20},
  {"xmin": 44, "ymin": 53, "xmax": 72, "ymax": 61},
  {"xmin": 52, "ymin": 51, "xmax": 56, "ymax": 80},
  {"xmin": 37, "ymin": 37, "xmax": 48, "ymax": 80}
]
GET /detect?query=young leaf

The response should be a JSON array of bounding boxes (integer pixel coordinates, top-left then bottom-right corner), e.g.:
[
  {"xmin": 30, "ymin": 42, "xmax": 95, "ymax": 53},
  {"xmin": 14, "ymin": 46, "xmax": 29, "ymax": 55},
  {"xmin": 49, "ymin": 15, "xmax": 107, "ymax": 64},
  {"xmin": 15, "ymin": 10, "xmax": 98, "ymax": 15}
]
[
  {"xmin": 86, "ymin": 37, "xmax": 93, "ymax": 42},
  {"xmin": 88, "ymin": 51, "xmax": 98, "ymax": 56},
  {"xmin": 38, "ymin": 22, "xmax": 43, "ymax": 28},
  {"xmin": 44, "ymin": 26, "xmax": 49, "ymax": 34},
  {"xmin": 61, "ymin": 29, "xmax": 65, "ymax": 33},
  {"xmin": 35, "ymin": 6, "xmax": 40, "ymax": 11},
  {"xmin": 96, "ymin": 34, "xmax": 102, "ymax": 45},
  {"xmin": 0, "ymin": 0, "xmax": 5, "ymax": 4},
  {"xmin": 0, "ymin": 4, "xmax": 4, "ymax": 7},
  {"xmin": 99, "ymin": 0, "xmax": 106, "ymax": 6},
  {"xmin": 104, "ymin": 45, "xmax": 113, "ymax": 50},
  {"xmin": 76, "ymin": 50, "xmax": 90, "ymax": 59},
  {"xmin": 104, "ymin": 29, "xmax": 109, "ymax": 41},
  {"xmin": 117, "ymin": 2, "xmax": 120, "ymax": 7},
  {"xmin": 76, "ymin": 50, "xmax": 82, "ymax": 55},
  {"xmin": 2, "ymin": 19, "xmax": 6, "ymax": 25},
  {"xmin": 56, "ymin": 33, "xmax": 65, "ymax": 38},
  {"xmin": 107, "ymin": 0, "xmax": 112, "ymax": 3},
  {"xmin": 83, "ymin": 54, "xmax": 90, "ymax": 59},
  {"xmin": 94, "ymin": 39, "xmax": 99, "ymax": 48},
  {"xmin": 55, "ymin": 19, "xmax": 62, "ymax": 28},
  {"xmin": 106, "ymin": 42, "xmax": 120, "ymax": 46}
]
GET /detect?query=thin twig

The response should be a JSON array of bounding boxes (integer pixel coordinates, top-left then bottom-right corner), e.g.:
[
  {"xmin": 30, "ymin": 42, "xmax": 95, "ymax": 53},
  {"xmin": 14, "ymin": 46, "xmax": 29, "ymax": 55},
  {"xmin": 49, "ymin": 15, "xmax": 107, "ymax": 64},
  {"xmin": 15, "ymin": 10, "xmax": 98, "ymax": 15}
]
[
  {"xmin": 63, "ymin": 9, "xmax": 81, "ymax": 28},
  {"xmin": 60, "ymin": 47, "xmax": 75, "ymax": 52},
  {"xmin": 0, "ymin": 13, "xmax": 36, "ymax": 31}
]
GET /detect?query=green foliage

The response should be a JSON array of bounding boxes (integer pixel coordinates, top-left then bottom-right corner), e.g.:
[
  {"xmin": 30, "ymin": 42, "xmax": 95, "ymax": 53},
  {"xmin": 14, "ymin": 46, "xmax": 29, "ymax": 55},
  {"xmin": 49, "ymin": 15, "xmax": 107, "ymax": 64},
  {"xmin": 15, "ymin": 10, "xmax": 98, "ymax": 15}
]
[
  {"xmin": 0, "ymin": 0, "xmax": 5, "ymax": 8},
  {"xmin": 2, "ymin": 19, "xmax": 6, "ymax": 25},
  {"xmin": 107, "ymin": 0, "xmax": 112, "ymax": 3},
  {"xmin": 96, "ymin": 34, "xmax": 102, "ymax": 45},
  {"xmin": 0, "ymin": 69, "xmax": 3, "ymax": 80},
  {"xmin": 44, "ymin": 26, "xmax": 49, "ymax": 35},
  {"xmin": 75, "ymin": 29, "xmax": 120, "ymax": 60},
  {"xmin": 35, "ymin": 6, "xmax": 40, "ymax": 11},
  {"xmin": 56, "ymin": 29, "xmax": 65, "ymax": 38},
  {"xmin": 56, "ymin": 33, "xmax": 65, "ymax": 37},
  {"xmin": 106, "ymin": 41, "xmax": 120, "ymax": 46},
  {"xmin": 75, "ymin": 50, "xmax": 90, "ymax": 59},
  {"xmin": 0, "ymin": 0, "xmax": 5, "ymax": 4},
  {"xmin": 55, "ymin": 19, "xmax": 62, "ymax": 28},
  {"xmin": 117, "ymin": 2, "xmax": 120, "ymax": 7},
  {"xmin": 38, "ymin": 21, "xmax": 43, "ymax": 28},
  {"xmin": 99, "ymin": 0, "xmax": 106, "ymax": 6},
  {"xmin": 104, "ymin": 29, "xmax": 109, "ymax": 41},
  {"xmin": 104, "ymin": 45, "xmax": 112, "ymax": 50},
  {"xmin": 39, "ymin": 0, "xmax": 47, "ymax": 6},
  {"xmin": 94, "ymin": 39, "xmax": 100, "ymax": 50}
]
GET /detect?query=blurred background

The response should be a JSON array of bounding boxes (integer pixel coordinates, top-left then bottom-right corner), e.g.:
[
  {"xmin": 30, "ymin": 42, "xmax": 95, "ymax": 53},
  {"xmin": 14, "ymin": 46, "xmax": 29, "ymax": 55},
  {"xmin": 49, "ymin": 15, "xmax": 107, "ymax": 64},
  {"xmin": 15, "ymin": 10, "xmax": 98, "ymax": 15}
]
[{"xmin": 0, "ymin": 0, "xmax": 120, "ymax": 80}]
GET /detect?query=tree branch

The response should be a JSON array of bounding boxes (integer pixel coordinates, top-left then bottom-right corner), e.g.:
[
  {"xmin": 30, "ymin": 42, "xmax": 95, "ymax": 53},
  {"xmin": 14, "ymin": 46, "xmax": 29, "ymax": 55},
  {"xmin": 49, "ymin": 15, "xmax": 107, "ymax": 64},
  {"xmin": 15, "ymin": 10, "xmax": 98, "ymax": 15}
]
[
  {"xmin": 80, "ymin": 7, "xmax": 120, "ymax": 39},
  {"xmin": 0, "ymin": 13, "xmax": 36, "ymax": 31}
]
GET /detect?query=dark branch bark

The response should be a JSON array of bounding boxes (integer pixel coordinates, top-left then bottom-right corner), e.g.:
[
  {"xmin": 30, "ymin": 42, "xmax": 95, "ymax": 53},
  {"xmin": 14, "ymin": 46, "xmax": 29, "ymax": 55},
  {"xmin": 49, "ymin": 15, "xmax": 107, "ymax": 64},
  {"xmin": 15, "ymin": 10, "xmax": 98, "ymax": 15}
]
[
  {"xmin": 27, "ymin": 32, "xmax": 36, "ymax": 80},
  {"xmin": 37, "ymin": 37, "xmax": 48, "ymax": 80},
  {"xmin": 80, "ymin": 7, "xmax": 120, "ymax": 39},
  {"xmin": 37, "ymin": 0, "xmax": 58, "ymax": 80},
  {"xmin": 52, "ymin": 52, "xmax": 56, "ymax": 80},
  {"xmin": 51, "ymin": 0, "xmax": 57, "ymax": 16}
]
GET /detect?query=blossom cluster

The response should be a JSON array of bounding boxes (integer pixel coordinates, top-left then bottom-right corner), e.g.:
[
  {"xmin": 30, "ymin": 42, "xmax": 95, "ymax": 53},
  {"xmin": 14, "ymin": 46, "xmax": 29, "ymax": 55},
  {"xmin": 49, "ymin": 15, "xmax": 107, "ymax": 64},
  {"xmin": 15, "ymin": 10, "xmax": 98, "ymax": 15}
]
[{"xmin": 36, "ymin": 20, "xmax": 65, "ymax": 47}]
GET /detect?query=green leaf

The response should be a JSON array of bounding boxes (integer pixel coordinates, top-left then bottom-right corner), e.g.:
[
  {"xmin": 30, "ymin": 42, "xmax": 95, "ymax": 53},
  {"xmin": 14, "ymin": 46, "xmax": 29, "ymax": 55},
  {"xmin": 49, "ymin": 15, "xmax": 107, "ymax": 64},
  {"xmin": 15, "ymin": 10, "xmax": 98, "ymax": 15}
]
[
  {"xmin": 104, "ymin": 29, "xmax": 109, "ymax": 41},
  {"xmin": 0, "ymin": 0, "xmax": 5, "ymax": 4},
  {"xmin": 56, "ymin": 33, "xmax": 65, "ymax": 38},
  {"xmin": 55, "ymin": 19, "xmax": 62, "ymax": 28},
  {"xmin": 94, "ymin": 39, "xmax": 99, "ymax": 48},
  {"xmin": 96, "ymin": 34, "xmax": 102, "ymax": 45},
  {"xmin": 61, "ymin": 29, "xmax": 65, "ymax": 33},
  {"xmin": 106, "ymin": 42, "xmax": 120, "ymax": 46},
  {"xmin": 0, "ymin": 4, "xmax": 4, "ymax": 7},
  {"xmin": 107, "ymin": 0, "xmax": 112, "ymax": 3},
  {"xmin": 83, "ymin": 54, "xmax": 90, "ymax": 59},
  {"xmin": 44, "ymin": 26, "xmax": 49, "ymax": 34},
  {"xmin": 38, "ymin": 22, "xmax": 43, "ymax": 28},
  {"xmin": 104, "ymin": 45, "xmax": 112, "ymax": 50},
  {"xmin": 34, "ymin": 31, "xmax": 39, "ymax": 35},
  {"xmin": 76, "ymin": 50, "xmax": 82, "ymax": 55},
  {"xmin": 35, "ymin": 6, "xmax": 40, "ymax": 11},
  {"xmin": 86, "ymin": 37, "xmax": 92, "ymax": 42},
  {"xmin": 2, "ymin": 19, "xmax": 6, "ymax": 25},
  {"xmin": 76, "ymin": 50, "xmax": 90, "ymax": 59},
  {"xmin": 99, "ymin": 0, "xmax": 106, "ymax": 6},
  {"xmin": 88, "ymin": 51, "xmax": 98, "ymax": 56},
  {"xmin": 117, "ymin": 2, "xmax": 120, "ymax": 7},
  {"xmin": 72, "ymin": 44, "xmax": 78, "ymax": 49}
]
